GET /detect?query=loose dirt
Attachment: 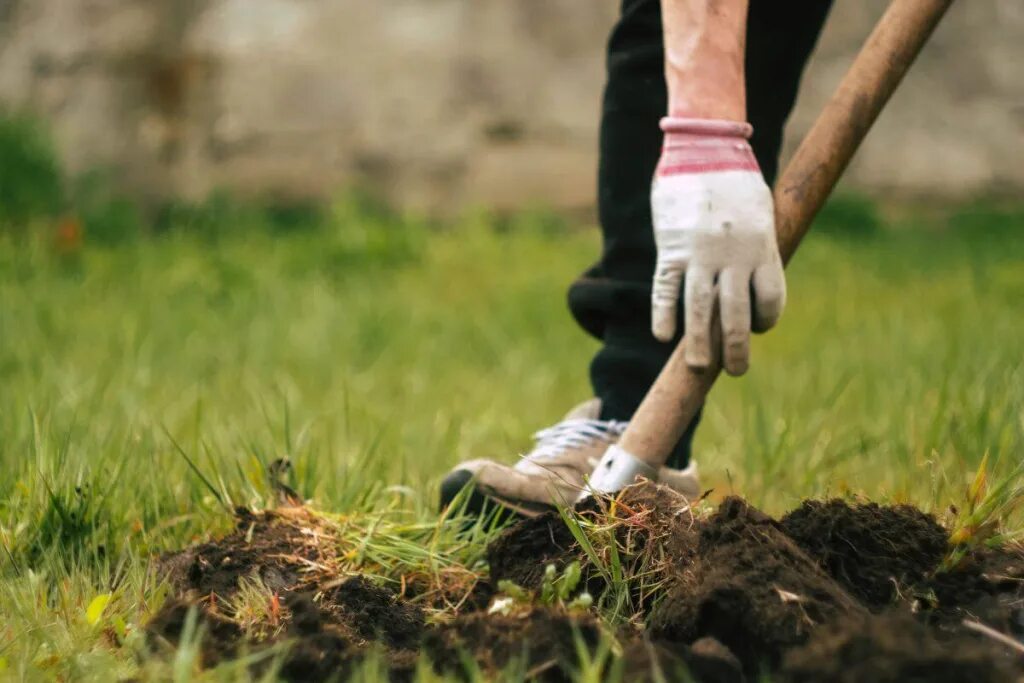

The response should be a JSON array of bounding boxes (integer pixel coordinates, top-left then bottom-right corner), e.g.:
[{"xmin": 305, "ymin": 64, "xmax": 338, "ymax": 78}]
[
  {"xmin": 156, "ymin": 506, "xmax": 337, "ymax": 598},
  {"xmin": 649, "ymin": 497, "xmax": 866, "ymax": 672},
  {"xmin": 146, "ymin": 483, "xmax": 1024, "ymax": 681},
  {"xmin": 487, "ymin": 507, "xmax": 580, "ymax": 589},
  {"xmin": 780, "ymin": 498, "xmax": 949, "ymax": 608}
]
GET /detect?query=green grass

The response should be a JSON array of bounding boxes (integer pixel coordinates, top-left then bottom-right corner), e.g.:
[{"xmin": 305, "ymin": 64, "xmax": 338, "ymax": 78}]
[{"xmin": 1, "ymin": 196, "xmax": 1023, "ymax": 680}]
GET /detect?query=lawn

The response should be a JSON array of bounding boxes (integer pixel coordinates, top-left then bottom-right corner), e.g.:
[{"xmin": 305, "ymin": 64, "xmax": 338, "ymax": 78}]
[{"xmin": 0, "ymin": 195, "xmax": 1022, "ymax": 680}]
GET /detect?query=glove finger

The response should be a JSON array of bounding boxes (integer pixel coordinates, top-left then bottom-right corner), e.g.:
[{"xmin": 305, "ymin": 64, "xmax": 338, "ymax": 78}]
[
  {"xmin": 651, "ymin": 260, "xmax": 685, "ymax": 342},
  {"xmin": 683, "ymin": 265, "xmax": 715, "ymax": 370},
  {"xmin": 719, "ymin": 267, "xmax": 752, "ymax": 376},
  {"xmin": 751, "ymin": 259, "xmax": 787, "ymax": 333}
]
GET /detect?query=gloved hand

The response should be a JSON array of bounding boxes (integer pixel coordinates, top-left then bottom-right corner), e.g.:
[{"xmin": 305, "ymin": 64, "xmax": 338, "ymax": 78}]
[{"xmin": 650, "ymin": 117, "xmax": 786, "ymax": 376}]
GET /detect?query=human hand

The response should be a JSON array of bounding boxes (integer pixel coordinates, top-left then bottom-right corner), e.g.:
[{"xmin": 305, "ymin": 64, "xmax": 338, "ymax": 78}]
[{"xmin": 650, "ymin": 117, "xmax": 785, "ymax": 376}]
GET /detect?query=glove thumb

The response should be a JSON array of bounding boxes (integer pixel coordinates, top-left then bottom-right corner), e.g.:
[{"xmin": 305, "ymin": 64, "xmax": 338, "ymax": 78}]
[{"xmin": 751, "ymin": 259, "xmax": 786, "ymax": 332}]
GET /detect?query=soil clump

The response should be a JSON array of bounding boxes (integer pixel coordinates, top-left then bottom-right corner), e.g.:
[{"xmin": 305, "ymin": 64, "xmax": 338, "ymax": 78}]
[
  {"xmin": 156, "ymin": 506, "xmax": 336, "ymax": 599},
  {"xmin": 780, "ymin": 498, "xmax": 949, "ymax": 608},
  {"xmin": 649, "ymin": 497, "xmax": 865, "ymax": 673}
]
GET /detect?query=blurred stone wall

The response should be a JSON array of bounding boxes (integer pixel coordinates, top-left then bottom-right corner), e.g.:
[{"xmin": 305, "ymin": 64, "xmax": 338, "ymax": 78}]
[{"xmin": 0, "ymin": 0, "xmax": 1020, "ymax": 212}]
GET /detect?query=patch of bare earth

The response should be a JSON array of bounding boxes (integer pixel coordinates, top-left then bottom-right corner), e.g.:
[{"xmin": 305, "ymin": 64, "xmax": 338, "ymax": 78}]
[{"xmin": 146, "ymin": 484, "xmax": 1024, "ymax": 681}]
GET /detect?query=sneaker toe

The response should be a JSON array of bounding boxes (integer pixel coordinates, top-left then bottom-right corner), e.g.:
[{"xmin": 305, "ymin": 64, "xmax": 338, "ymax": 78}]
[
  {"xmin": 439, "ymin": 467, "xmax": 491, "ymax": 515},
  {"xmin": 438, "ymin": 459, "xmax": 574, "ymax": 517}
]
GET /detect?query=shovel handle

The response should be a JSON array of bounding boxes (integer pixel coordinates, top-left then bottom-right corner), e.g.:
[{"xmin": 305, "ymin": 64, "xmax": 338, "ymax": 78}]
[{"xmin": 617, "ymin": 0, "xmax": 955, "ymax": 468}]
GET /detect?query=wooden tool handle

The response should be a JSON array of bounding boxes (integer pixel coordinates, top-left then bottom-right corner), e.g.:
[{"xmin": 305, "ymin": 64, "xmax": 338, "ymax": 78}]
[{"xmin": 618, "ymin": 0, "xmax": 955, "ymax": 468}]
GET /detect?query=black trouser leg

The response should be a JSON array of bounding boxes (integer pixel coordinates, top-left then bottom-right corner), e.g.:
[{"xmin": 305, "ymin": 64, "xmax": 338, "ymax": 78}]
[{"xmin": 567, "ymin": 0, "xmax": 833, "ymax": 469}]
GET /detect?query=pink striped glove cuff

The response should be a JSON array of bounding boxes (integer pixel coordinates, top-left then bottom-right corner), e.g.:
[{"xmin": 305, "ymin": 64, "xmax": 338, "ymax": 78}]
[{"xmin": 657, "ymin": 117, "xmax": 759, "ymax": 176}]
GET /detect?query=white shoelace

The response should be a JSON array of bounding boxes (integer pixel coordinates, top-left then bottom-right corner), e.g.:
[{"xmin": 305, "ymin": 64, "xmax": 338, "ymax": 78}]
[{"xmin": 528, "ymin": 418, "xmax": 628, "ymax": 460}]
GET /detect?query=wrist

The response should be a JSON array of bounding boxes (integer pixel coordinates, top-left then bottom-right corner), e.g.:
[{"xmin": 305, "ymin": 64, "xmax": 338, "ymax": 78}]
[{"xmin": 666, "ymin": 75, "xmax": 746, "ymax": 121}]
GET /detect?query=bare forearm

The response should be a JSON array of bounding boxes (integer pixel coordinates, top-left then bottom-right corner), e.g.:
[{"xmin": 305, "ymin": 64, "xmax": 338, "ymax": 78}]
[{"xmin": 661, "ymin": 0, "xmax": 748, "ymax": 120}]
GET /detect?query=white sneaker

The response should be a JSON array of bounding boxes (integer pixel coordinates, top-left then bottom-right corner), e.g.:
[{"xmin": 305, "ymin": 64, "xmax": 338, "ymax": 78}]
[{"xmin": 439, "ymin": 399, "xmax": 700, "ymax": 517}]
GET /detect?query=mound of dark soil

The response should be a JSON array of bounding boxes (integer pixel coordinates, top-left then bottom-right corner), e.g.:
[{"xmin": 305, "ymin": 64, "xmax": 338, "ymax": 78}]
[
  {"xmin": 147, "ymin": 509, "xmax": 425, "ymax": 681},
  {"xmin": 650, "ymin": 497, "xmax": 865, "ymax": 673},
  {"xmin": 780, "ymin": 498, "xmax": 948, "ymax": 608},
  {"xmin": 781, "ymin": 612, "xmax": 1017, "ymax": 683},
  {"xmin": 489, "ymin": 485, "xmax": 1024, "ymax": 679},
  {"xmin": 145, "ymin": 486, "xmax": 1024, "ymax": 682},
  {"xmin": 156, "ymin": 506, "xmax": 336, "ymax": 599}
]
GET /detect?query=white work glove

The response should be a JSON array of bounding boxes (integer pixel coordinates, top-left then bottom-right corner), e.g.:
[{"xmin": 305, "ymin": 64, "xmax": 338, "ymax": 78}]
[{"xmin": 650, "ymin": 117, "xmax": 786, "ymax": 376}]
